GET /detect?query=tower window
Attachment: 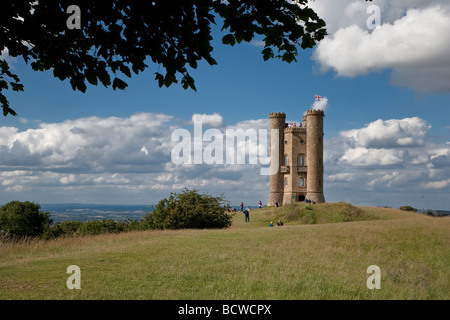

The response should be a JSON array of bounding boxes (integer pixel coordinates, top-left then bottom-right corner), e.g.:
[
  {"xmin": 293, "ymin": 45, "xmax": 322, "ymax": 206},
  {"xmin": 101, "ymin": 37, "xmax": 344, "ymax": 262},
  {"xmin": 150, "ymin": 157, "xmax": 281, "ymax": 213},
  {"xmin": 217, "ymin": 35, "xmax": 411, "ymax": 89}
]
[
  {"xmin": 284, "ymin": 177, "xmax": 288, "ymax": 187},
  {"xmin": 299, "ymin": 177, "xmax": 305, "ymax": 187},
  {"xmin": 298, "ymin": 154, "xmax": 305, "ymax": 166},
  {"xmin": 285, "ymin": 155, "xmax": 289, "ymax": 166}
]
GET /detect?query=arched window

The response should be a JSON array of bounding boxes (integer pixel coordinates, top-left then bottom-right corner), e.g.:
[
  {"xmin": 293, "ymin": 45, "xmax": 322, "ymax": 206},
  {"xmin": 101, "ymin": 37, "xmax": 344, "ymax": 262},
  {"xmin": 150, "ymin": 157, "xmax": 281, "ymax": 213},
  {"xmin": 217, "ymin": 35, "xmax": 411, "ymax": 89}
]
[
  {"xmin": 298, "ymin": 154, "xmax": 305, "ymax": 166},
  {"xmin": 285, "ymin": 155, "xmax": 289, "ymax": 166},
  {"xmin": 284, "ymin": 177, "xmax": 288, "ymax": 187},
  {"xmin": 299, "ymin": 177, "xmax": 305, "ymax": 187}
]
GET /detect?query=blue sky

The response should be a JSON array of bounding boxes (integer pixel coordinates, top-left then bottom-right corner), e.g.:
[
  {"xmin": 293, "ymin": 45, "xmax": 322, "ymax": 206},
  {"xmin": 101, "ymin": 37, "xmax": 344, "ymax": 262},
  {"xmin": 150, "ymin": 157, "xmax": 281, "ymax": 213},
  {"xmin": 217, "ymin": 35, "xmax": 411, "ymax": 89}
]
[{"xmin": 1, "ymin": 0, "xmax": 449, "ymax": 210}]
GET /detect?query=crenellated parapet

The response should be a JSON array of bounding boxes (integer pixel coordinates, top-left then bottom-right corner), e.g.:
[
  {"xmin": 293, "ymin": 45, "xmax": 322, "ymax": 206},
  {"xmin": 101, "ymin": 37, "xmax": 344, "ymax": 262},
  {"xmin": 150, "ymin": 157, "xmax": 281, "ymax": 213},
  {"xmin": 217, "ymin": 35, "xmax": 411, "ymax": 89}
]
[
  {"xmin": 269, "ymin": 112, "xmax": 286, "ymax": 119},
  {"xmin": 305, "ymin": 109, "xmax": 325, "ymax": 116},
  {"xmin": 284, "ymin": 127, "xmax": 306, "ymax": 133}
]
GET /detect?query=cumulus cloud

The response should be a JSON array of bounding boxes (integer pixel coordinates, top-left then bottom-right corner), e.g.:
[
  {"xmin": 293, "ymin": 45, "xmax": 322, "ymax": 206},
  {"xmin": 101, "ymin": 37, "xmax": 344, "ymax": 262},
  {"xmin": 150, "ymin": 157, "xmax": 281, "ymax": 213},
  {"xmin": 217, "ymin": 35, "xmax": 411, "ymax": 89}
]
[
  {"xmin": 1, "ymin": 112, "xmax": 448, "ymax": 208},
  {"xmin": 337, "ymin": 117, "xmax": 433, "ymax": 167},
  {"xmin": 192, "ymin": 113, "xmax": 225, "ymax": 127},
  {"xmin": 311, "ymin": 2, "xmax": 450, "ymax": 93},
  {"xmin": 310, "ymin": 96, "xmax": 329, "ymax": 112},
  {"xmin": 0, "ymin": 113, "xmax": 175, "ymax": 172},
  {"xmin": 423, "ymin": 178, "xmax": 450, "ymax": 189},
  {"xmin": 340, "ymin": 147, "xmax": 405, "ymax": 166},
  {"xmin": 0, "ymin": 48, "xmax": 17, "ymax": 65},
  {"xmin": 341, "ymin": 117, "xmax": 431, "ymax": 149},
  {"xmin": 324, "ymin": 115, "xmax": 450, "ymax": 207},
  {"xmin": 0, "ymin": 112, "xmax": 271, "ymax": 204}
]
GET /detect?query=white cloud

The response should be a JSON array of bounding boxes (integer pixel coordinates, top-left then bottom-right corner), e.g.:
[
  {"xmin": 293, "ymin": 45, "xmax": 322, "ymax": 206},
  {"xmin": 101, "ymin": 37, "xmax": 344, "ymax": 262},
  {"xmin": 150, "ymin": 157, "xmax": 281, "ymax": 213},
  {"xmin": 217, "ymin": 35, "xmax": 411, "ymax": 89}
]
[
  {"xmin": 250, "ymin": 39, "xmax": 265, "ymax": 47},
  {"xmin": 311, "ymin": 2, "xmax": 450, "ymax": 93},
  {"xmin": 327, "ymin": 173, "xmax": 354, "ymax": 182},
  {"xmin": 340, "ymin": 117, "xmax": 431, "ymax": 149},
  {"xmin": 310, "ymin": 96, "xmax": 329, "ymax": 112},
  {"xmin": 192, "ymin": 113, "xmax": 225, "ymax": 127},
  {"xmin": 340, "ymin": 147, "xmax": 405, "ymax": 166},
  {"xmin": 423, "ymin": 178, "xmax": 450, "ymax": 189},
  {"xmin": 0, "ymin": 48, "xmax": 18, "ymax": 65},
  {"xmin": 324, "ymin": 115, "xmax": 450, "ymax": 208},
  {"xmin": 1, "ymin": 112, "xmax": 448, "ymax": 208},
  {"xmin": 0, "ymin": 113, "xmax": 175, "ymax": 171},
  {"xmin": 0, "ymin": 112, "xmax": 269, "ymax": 205}
]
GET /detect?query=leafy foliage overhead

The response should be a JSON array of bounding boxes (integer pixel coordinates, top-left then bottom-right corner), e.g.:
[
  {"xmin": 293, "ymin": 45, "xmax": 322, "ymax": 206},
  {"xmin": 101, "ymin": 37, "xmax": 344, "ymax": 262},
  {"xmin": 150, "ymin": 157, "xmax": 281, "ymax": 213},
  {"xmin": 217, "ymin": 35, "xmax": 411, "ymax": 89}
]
[{"xmin": 0, "ymin": 0, "xmax": 328, "ymax": 117}]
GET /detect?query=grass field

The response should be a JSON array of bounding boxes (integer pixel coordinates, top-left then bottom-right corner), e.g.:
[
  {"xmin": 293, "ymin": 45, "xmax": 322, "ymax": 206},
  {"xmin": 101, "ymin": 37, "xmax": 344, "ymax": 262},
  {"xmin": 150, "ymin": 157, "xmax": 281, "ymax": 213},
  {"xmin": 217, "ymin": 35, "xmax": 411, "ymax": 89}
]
[{"xmin": 0, "ymin": 202, "xmax": 449, "ymax": 300}]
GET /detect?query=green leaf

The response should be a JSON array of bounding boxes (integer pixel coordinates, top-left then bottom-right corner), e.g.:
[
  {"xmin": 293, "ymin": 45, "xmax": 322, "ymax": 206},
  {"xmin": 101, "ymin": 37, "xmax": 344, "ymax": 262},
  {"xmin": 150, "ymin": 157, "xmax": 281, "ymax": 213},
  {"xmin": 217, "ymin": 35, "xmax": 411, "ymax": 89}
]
[
  {"xmin": 262, "ymin": 48, "xmax": 274, "ymax": 61},
  {"xmin": 10, "ymin": 83, "xmax": 24, "ymax": 92},
  {"xmin": 84, "ymin": 69, "xmax": 98, "ymax": 86},
  {"xmin": 112, "ymin": 78, "xmax": 128, "ymax": 90},
  {"xmin": 182, "ymin": 74, "xmax": 196, "ymax": 91},
  {"xmin": 0, "ymin": 80, "xmax": 8, "ymax": 90},
  {"xmin": 120, "ymin": 65, "xmax": 132, "ymax": 78},
  {"xmin": 155, "ymin": 72, "xmax": 164, "ymax": 88},
  {"xmin": 222, "ymin": 34, "xmax": 236, "ymax": 46}
]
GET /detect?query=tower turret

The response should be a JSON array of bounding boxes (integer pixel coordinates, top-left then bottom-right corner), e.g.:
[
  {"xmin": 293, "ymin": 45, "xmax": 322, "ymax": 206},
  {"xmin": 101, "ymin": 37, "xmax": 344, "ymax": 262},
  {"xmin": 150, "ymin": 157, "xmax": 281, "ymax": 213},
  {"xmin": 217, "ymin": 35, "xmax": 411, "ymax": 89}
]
[
  {"xmin": 305, "ymin": 109, "xmax": 325, "ymax": 203},
  {"xmin": 268, "ymin": 112, "xmax": 285, "ymax": 206}
]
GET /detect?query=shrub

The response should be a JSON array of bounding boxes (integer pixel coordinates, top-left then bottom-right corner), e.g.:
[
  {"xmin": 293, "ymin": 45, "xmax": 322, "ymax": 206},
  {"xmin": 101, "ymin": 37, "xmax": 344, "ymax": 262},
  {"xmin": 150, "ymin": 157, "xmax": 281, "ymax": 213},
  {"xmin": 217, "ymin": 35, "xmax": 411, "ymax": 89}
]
[
  {"xmin": 42, "ymin": 219, "xmax": 144, "ymax": 239},
  {"xmin": 332, "ymin": 202, "xmax": 371, "ymax": 222},
  {"xmin": 300, "ymin": 206, "xmax": 317, "ymax": 224},
  {"xmin": 0, "ymin": 201, "xmax": 52, "ymax": 238},
  {"xmin": 399, "ymin": 206, "xmax": 417, "ymax": 212},
  {"xmin": 78, "ymin": 219, "xmax": 127, "ymax": 235},
  {"xmin": 284, "ymin": 205, "xmax": 316, "ymax": 224},
  {"xmin": 285, "ymin": 206, "xmax": 302, "ymax": 221},
  {"xmin": 143, "ymin": 189, "xmax": 232, "ymax": 229}
]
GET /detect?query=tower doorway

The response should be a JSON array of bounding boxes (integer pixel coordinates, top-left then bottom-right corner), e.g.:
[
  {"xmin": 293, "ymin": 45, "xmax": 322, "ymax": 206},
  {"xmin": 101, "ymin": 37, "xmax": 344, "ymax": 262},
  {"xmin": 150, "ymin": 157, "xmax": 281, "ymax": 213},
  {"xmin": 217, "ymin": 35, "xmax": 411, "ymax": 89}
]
[{"xmin": 298, "ymin": 195, "xmax": 305, "ymax": 202}]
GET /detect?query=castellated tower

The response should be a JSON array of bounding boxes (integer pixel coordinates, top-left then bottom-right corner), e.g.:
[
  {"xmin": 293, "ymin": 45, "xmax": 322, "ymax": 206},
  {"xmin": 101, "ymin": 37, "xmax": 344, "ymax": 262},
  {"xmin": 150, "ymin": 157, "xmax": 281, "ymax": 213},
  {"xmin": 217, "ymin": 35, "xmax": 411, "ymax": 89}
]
[
  {"xmin": 268, "ymin": 112, "xmax": 286, "ymax": 206},
  {"xmin": 305, "ymin": 109, "xmax": 325, "ymax": 203},
  {"xmin": 268, "ymin": 109, "xmax": 325, "ymax": 206}
]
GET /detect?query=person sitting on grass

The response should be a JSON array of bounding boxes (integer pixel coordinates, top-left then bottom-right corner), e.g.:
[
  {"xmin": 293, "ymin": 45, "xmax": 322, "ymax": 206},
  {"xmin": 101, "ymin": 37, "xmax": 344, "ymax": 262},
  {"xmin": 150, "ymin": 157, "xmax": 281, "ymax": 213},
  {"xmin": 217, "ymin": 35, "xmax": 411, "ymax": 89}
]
[
  {"xmin": 276, "ymin": 220, "xmax": 284, "ymax": 226},
  {"xmin": 269, "ymin": 221, "xmax": 274, "ymax": 227}
]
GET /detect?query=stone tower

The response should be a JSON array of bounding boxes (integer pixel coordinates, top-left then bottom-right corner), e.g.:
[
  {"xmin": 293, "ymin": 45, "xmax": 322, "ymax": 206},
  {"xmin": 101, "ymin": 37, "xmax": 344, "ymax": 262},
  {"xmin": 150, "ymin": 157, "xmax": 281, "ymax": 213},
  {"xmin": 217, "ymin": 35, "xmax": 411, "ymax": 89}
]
[
  {"xmin": 268, "ymin": 109, "xmax": 325, "ymax": 205},
  {"xmin": 268, "ymin": 112, "xmax": 286, "ymax": 206}
]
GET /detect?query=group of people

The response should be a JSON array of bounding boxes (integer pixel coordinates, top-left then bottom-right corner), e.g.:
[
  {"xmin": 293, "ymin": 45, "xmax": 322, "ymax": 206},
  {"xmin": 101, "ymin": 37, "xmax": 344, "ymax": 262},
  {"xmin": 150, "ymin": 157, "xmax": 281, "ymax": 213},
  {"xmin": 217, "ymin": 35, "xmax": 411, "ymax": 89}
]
[
  {"xmin": 286, "ymin": 122, "xmax": 302, "ymax": 128},
  {"xmin": 239, "ymin": 201, "xmax": 284, "ymax": 227},
  {"xmin": 269, "ymin": 220, "xmax": 284, "ymax": 227},
  {"xmin": 304, "ymin": 198, "xmax": 316, "ymax": 204},
  {"xmin": 241, "ymin": 201, "xmax": 262, "ymax": 210}
]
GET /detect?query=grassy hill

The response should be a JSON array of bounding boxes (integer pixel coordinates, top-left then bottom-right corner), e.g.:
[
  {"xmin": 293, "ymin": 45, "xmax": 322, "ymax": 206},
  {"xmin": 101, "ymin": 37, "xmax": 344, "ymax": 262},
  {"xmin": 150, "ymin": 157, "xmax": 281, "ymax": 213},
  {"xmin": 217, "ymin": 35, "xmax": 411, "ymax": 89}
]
[{"xmin": 0, "ymin": 202, "xmax": 449, "ymax": 299}]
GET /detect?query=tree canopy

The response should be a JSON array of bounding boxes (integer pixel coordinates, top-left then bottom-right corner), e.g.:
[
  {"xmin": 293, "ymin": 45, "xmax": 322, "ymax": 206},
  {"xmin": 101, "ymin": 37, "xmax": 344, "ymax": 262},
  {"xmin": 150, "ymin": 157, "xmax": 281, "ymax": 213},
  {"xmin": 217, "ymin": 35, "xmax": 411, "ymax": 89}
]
[
  {"xmin": 0, "ymin": 201, "xmax": 52, "ymax": 238},
  {"xmin": 0, "ymin": 0, "xmax": 328, "ymax": 117},
  {"xmin": 144, "ymin": 188, "xmax": 232, "ymax": 229}
]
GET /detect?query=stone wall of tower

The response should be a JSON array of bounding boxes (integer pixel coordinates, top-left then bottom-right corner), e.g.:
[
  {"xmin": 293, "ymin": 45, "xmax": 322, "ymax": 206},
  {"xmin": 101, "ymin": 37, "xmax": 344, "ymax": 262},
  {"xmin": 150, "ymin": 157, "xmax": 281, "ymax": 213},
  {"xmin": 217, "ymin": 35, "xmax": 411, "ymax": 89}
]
[
  {"xmin": 305, "ymin": 109, "xmax": 325, "ymax": 203},
  {"xmin": 267, "ymin": 112, "xmax": 285, "ymax": 206},
  {"xmin": 282, "ymin": 127, "xmax": 307, "ymax": 204}
]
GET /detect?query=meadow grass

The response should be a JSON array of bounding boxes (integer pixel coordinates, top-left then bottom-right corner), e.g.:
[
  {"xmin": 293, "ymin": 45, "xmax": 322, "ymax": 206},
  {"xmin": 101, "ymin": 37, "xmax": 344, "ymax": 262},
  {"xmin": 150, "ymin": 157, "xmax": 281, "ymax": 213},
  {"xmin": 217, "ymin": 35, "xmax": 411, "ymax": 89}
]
[{"xmin": 0, "ymin": 203, "xmax": 448, "ymax": 299}]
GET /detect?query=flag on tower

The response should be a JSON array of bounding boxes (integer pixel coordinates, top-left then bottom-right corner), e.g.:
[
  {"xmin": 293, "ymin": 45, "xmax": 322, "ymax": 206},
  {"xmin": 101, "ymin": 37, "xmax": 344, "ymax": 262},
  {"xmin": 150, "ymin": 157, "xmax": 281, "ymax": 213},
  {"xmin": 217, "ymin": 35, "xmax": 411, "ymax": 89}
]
[{"xmin": 315, "ymin": 94, "xmax": 323, "ymax": 101}]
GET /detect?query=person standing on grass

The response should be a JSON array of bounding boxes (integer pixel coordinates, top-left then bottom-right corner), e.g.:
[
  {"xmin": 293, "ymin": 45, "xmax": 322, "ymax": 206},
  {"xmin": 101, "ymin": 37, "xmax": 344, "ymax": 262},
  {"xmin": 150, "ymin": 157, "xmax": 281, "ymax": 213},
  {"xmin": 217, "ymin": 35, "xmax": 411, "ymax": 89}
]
[
  {"xmin": 244, "ymin": 207, "xmax": 250, "ymax": 222},
  {"xmin": 240, "ymin": 202, "xmax": 244, "ymax": 211},
  {"xmin": 258, "ymin": 201, "xmax": 262, "ymax": 209}
]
